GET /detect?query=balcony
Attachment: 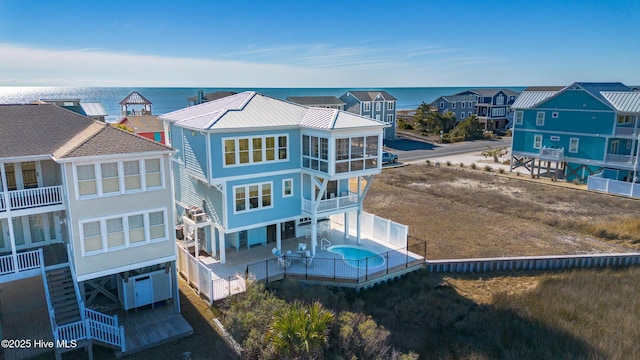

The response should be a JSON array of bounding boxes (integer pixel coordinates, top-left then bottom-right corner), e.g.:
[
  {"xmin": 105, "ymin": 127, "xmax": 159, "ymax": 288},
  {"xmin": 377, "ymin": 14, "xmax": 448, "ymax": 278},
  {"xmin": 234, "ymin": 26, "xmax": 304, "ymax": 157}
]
[
  {"xmin": 0, "ymin": 248, "xmax": 43, "ymax": 277},
  {"xmin": 0, "ymin": 185, "xmax": 64, "ymax": 212},
  {"xmin": 614, "ymin": 126, "xmax": 637, "ymax": 136},
  {"xmin": 539, "ymin": 147, "xmax": 564, "ymax": 162},
  {"xmin": 302, "ymin": 192, "xmax": 359, "ymax": 215},
  {"xmin": 606, "ymin": 153, "xmax": 637, "ymax": 165}
]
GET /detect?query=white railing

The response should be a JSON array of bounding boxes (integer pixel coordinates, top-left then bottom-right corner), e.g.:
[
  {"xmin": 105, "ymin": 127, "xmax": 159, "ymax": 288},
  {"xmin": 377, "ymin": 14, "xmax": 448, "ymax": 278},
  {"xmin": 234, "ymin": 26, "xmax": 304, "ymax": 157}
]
[
  {"xmin": 0, "ymin": 194, "xmax": 5, "ymax": 211},
  {"xmin": 85, "ymin": 307, "xmax": 125, "ymax": 349},
  {"xmin": 606, "ymin": 153, "xmax": 636, "ymax": 164},
  {"xmin": 587, "ymin": 174, "xmax": 640, "ymax": 198},
  {"xmin": 55, "ymin": 321, "xmax": 86, "ymax": 343},
  {"xmin": 539, "ymin": 147, "xmax": 564, "ymax": 161},
  {"xmin": 303, "ymin": 192, "xmax": 359, "ymax": 214},
  {"xmin": 8, "ymin": 185, "xmax": 63, "ymax": 210},
  {"xmin": 0, "ymin": 248, "xmax": 43, "ymax": 275},
  {"xmin": 176, "ymin": 244, "xmax": 246, "ymax": 303},
  {"xmin": 614, "ymin": 126, "xmax": 637, "ymax": 136}
]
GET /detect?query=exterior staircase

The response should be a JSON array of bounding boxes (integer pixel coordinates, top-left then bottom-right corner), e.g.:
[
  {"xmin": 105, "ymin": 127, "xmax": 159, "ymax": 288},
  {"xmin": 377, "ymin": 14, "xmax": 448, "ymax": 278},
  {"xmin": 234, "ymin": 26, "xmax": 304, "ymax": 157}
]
[{"xmin": 45, "ymin": 266, "xmax": 82, "ymax": 326}]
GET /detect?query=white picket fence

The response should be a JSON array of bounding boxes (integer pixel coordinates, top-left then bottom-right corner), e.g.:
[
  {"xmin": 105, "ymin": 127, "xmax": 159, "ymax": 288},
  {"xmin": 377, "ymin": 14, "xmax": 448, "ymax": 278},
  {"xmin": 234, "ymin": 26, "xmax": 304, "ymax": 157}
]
[
  {"xmin": 587, "ymin": 174, "xmax": 640, "ymax": 198},
  {"xmin": 331, "ymin": 211, "xmax": 408, "ymax": 248}
]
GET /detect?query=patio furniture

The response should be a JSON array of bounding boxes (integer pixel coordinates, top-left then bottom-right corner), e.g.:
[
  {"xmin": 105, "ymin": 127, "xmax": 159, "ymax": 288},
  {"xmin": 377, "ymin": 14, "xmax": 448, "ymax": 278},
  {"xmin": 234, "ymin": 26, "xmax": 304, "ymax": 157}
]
[
  {"xmin": 272, "ymin": 247, "xmax": 282, "ymax": 257},
  {"xmin": 297, "ymin": 243, "xmax": 307, "ymax": 252},
  {"xmin": 278, "ymin": 257, "xmax": 290, "ymax": 268}
]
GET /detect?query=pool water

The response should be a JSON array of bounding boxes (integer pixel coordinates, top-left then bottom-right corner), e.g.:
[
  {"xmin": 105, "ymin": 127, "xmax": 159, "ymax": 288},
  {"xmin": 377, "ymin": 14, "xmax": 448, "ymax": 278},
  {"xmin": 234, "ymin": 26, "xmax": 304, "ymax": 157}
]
[{"xmin": 327, "ymin": 245, "xmax": 385, "ymax": 268}]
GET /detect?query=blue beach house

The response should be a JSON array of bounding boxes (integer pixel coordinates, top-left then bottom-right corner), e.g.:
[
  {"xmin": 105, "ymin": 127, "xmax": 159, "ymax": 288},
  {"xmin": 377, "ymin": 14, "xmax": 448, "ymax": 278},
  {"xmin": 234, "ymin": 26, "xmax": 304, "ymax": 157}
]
[
  {"xmin": 510, "ymin": 82, "xmax": 640, "ymax": 197},
  {"xmin": 160, "ymin": 92, "xmax": 391, "ymax": 265},
  {"xmin": 339, "ymin": 91, "xmax": 397, "ymax": 140}
]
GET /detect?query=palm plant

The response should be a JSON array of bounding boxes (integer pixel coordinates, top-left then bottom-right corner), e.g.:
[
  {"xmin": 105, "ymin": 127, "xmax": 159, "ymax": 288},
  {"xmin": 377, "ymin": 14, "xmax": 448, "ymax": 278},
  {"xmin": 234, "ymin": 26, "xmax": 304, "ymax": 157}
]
[{"xmin": 265, "ymin": 301, "xmax": 334, "ymax": 359}]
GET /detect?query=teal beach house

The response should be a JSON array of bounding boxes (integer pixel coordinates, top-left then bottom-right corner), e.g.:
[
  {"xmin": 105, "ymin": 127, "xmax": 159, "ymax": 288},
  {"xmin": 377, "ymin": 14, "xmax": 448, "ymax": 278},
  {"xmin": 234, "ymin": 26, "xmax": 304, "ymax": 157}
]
[{"xmin": 510, "ymin": 82, "xmax": 640, "ymax": 197}]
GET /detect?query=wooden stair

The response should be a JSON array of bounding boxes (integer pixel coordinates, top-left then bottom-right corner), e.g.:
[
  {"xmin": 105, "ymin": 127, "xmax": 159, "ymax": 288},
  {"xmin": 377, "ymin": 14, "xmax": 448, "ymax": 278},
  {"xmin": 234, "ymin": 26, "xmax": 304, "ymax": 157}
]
[{"xmin": 45, "ymin": 266, "xmax": 81, "ymax": 326}]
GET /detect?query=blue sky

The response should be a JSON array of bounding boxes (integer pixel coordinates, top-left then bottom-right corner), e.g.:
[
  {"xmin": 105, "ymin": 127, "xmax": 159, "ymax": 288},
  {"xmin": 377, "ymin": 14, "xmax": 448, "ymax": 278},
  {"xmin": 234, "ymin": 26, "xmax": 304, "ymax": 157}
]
[{"xmin": 0, "ymin": 0, "xmax": 638, "ymax": 87}]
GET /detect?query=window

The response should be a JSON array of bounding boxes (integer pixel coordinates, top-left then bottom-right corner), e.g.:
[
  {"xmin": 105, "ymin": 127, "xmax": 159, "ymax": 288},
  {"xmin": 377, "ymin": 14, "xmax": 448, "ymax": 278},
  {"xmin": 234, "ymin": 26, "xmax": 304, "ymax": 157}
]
[
  {"xmin": 335, "ymin": 135, "xmax": 379, "ymax": 173},
  {"xmin": 106, "ymin": 218, "xmax": 124, "ymax": 249},
  {"xmin": 223, "ymin": 135, "xmax": 288, "ymax": 166},
  {"xmin": 283, "ymin": 178, "xmax": 293, "ymax": 197},
  {"xmin": 461, "ymin": 112, "xmax": 466, "ymax": 119},
  {"xmin": 440, "ymin": 102, "xmax": 444, "ymax": 109},
  {"xmin": 302, "ymin": 135, "xmax": 329, "ymax": 173},
  {"xmin": 452, "ymin": 102, "xmax": 456, "ymax": 109},
  {"xmin": 536, "ymin": 112, "xmax": 545, "ymax": 126},
  {"xmin": 491, "ymin": 108, "xmax": 506, "ymax": 117},
  {"xmin": 550, "ymin": 136, "xmax": 560, "ymax": 141},
  {"xmin": 148, "ymin": 211, "xmax": 165, "ymax": 240},
  {"xmin": 77, "ymin": 164, "xmax": 97, "ymax": 197},
  {"xmin": 515, "ymin": 111, "xmax": 523, "ymax": 125},
  {"xmin": 80, "ymin": 209, "xmax": 167, "ymax": 255},
  {"xmin": 363, "ymin": 102, "xmax": 370, "ymax": 112},
  {"xmin": 461, "ymin": 102, "xmax": 465, "ymax": 109},
  {"xmin": 101, "ymin": 163, "xmax": 119, "ymax": 194},
  {"xmin": 128, "ymin": 214, "xmax": 145, "ymax": 244},
  {"xmin": 569, "ymin": 138, "xmax": 579, "ymax": 153},
  {"xmin": 386, "ymin": 114, "xmax": 394, "ymax": 123},
  {"xmin": 234, "ymin": 182, "xmax": 273, "ymax": 213},
  {"xmin": 552, "ymin": 112, "xmax": 559, "ymax": 119},
  {"xmin": 123, "ymin": 161, "xmax": 141, "ymax": 191},
  {"xmin": 618, "ymin": 115, "xmax": 633, "ymax": 124},
  {"xmin": 387, "ymin": 102, "xmax": 394, "ymax": 110},
  {"xmin": 145, "ymin": 159, "xmax": 162, "ymax": 188},
  {"xmin": 533, "ymin": 135, "xmax": 543, "ymax": 149},
  {"xmin": 82, "ymin": 221, "xmax": 102, "ymax": 253},
  {"xmin": 496, "ymin": 94, "xmax": 505, "ymax": 105},
  {"xmin": 376, "ymin": 102, "xmax": 381, "ymax": 111},
  {"xmin": 468, "ymin": 111, "xmax": 473, "ymax": 118}
]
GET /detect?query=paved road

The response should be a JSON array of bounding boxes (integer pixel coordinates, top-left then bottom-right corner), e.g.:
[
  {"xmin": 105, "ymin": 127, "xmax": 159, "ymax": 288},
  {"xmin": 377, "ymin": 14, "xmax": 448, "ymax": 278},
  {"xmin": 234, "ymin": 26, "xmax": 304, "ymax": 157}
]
[{"xmin": 383, "ymin": 136, "xmax": 512, "ymax": 163}]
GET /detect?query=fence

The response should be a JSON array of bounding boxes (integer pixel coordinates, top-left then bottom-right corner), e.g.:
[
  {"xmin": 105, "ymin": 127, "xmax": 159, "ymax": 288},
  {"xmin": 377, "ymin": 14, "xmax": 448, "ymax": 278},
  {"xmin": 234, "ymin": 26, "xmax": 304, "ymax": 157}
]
[
  {"xmin": 0, "ymin": 248, "xmax": 43, "ymax": 276},
  {"xmin": 587, "ymin": 174, "xmax": 640, "ymax": 198},
  {"xmin": 177, "ymin": 245, "xmax": 246, "ymax": 303},
  {"xmin": 246, "ymin": 241, "xmax": 426, "ymax": 286},
  {"xmin": 8, "ymin": 185, "xmax": 63, "ymax": 210},
  {"xmin": 330, "ymin": 211, "xmax": 408, "ymax": 248},
  {"xmin": 427, "ymin": 252, "xmax": 640, "ymax": 273}
]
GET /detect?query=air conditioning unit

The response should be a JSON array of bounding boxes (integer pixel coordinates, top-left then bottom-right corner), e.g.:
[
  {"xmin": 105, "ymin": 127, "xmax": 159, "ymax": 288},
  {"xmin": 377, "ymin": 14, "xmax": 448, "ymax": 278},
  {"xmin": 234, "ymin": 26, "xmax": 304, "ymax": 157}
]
[{"xmin": 192, "ymin": 212, "xmax": 206, "ymax": 223}]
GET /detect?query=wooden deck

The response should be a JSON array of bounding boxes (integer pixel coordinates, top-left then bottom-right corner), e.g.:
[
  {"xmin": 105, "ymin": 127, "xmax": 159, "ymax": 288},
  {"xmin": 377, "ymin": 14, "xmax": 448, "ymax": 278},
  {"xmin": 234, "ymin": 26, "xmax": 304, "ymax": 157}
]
[{"xmin": 116, "ymin": 303, "xmax": 193, "ymax": 357}]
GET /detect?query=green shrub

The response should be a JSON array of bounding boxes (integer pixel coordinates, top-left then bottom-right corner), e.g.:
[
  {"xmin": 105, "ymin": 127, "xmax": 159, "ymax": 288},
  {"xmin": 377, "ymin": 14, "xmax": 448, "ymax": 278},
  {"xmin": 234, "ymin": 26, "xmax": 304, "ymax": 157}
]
[
  {"xmin": 446, "ymin": 161, "xmax": 451, "ymax": 166},
  {"xmin": 470, "ymin": 163, "xmax": 477, "ymax": 169},
  {"xmin": 483, "ymin": 165, "xmax": 492, "ymax": 172},
  {"xmin": 498, "ymin": 168, "xmax": 505, "ymax": 174}
]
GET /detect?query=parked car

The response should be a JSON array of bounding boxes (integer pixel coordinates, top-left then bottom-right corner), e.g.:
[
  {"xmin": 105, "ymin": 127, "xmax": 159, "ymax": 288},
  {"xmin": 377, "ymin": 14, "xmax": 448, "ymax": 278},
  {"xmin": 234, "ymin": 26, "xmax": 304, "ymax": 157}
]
[{"xmin": 382, "ymin": 151, "xmax": 398, "ymax": 164}]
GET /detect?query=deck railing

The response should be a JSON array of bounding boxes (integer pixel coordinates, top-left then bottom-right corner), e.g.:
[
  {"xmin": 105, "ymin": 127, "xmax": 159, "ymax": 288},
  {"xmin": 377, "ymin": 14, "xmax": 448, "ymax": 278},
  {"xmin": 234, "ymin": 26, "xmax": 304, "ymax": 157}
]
[
  {"xmin": 0, "ymin": 248, "xmax": 43, "ymax": 276},
  {"xmin": 302, "ymin": 192, "xmax": 359, "ymax": 214},
  {"xmin": 614, "ymin": 126, "xmax": 637, "ymax": 136},
  {"xmin": 605, "ymin": 153, "xmax": 636, "ymax": 164},
  {"xmin": 539, "ymin": 147, "xmax": 564, "ymax": 161},
  {"xmin": 84, "ymin": 307, "xmax": 125, "ymax": 349},
  {"xmin": 8, "ymin": 185, "xmax": 64, "ymax": 210}
]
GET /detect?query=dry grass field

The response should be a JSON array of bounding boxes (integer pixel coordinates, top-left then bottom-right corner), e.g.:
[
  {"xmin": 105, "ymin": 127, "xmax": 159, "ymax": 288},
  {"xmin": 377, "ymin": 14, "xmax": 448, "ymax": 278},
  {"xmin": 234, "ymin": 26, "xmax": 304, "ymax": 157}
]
[{"xmin": 365, "ymin": 164, "xmax": 640, "ymax": 259}]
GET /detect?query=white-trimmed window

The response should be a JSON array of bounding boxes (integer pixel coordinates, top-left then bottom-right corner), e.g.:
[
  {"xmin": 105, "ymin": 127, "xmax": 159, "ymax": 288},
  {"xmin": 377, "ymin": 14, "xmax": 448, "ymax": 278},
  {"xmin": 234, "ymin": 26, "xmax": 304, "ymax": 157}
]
[
  {"xmin": 618, "ymin": 115, "xmax": 633, "ymax": 124},
  {"xmin": 468, "ymin": 111, "xmax": 473, "ymax": 118},
  {"xmin": 552, "ymin": 112, "xmax": 559, "ymax": 119},
  {"xmin": 452, "ymin": 102, "xmax": 456, "ymax": 109},
  {"xmin": 335, "ymin": 135, "xmax": 379, "ymax": 173},
  {"xmin": 302, "ymin": 135, "xmax": 329, "ymax": 173},
  {"xmin": 496, "ymin": 94, "xmax": 505, "ymax": 105},
  {"xmin": 123, "ymin": 160, "xmax": 141, "ymax": 191},
  {"xmin": 461, "ymin": 102, "xmax": 466, "ymax": 109},
  {"xmin": 363, "ymin": 102, "xmax": 371, "ymax": 112},
  {"xmin": 77, "ymin": 164, "xmax": 97, "ymax": 196},
  {"xmin": 515, "ymin": 111, "xmax": 523, "ymax": 125},
  {"xmin": 101, "ymin": 163, "xmax": 120, "ymax": 194},
  {"xmin": 491, "ymin": 108, "xmax": 506, "ymax": 117},
  {"xmin": 234, "ymin": 182, "xmax": 273, "ymax": 213},
  {"xmin": 75, "ymin": 157, "xmax": 164, "ymax": 199},
  {"xmin": 533, "ymin": 135, "xmax": 543, "ymax": 149},
  {"xmin": 223, "ymin": 135, "xmax": 288, "ymax": 167},
  {"xmin": 386, "ymin": 114, "xmax": 394, "ymax": 123},
  {"xmin": 461, "ymin": 112, "xmax": 466, "ymax": 119},
  {"xmin": 80, "ymin": 209, "xmax": 168, "ymax": 256},
  {"xmin": 536, "ymin": 112, "xmax": 545, "ymax": 126},
  {"xmin": 376, "ymin": 102, "xmax": 381, "ymax": 111},
  {"xmin": 440, "ymin": 102, "xmax": 444, "ymax": 109},
  {"xmin": 283, "ymin": 178, "xmax": 293, "ymax": 198},
  {"xmin": 387, "ymin": 102, "xmax": 394, "ymax": 110},
  {"xmin": 569, "ymin": 138, "xmax": 579, "ymax": 153}
]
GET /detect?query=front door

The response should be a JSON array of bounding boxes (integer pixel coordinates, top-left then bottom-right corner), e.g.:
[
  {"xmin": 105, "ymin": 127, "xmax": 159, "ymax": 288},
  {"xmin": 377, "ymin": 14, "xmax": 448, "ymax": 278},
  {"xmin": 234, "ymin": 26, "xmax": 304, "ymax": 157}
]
[
  {"xmin": 611, "ymin": 140, "xmax": 620, "ymax": 155},
  {"xmin": 267, "ymin": 224, "xmax": 277, "ymax": 243},
  {"xmin": 281, "ymin": 221, "xmax": 296, "ymax": 240}
]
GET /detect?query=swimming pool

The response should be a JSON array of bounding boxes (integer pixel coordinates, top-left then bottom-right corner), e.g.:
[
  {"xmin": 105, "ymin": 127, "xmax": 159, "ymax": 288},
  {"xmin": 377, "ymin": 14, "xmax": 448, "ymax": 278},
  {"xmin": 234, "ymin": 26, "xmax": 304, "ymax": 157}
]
[{"xmin": 327, "ymin": 245, "xmax": 385, "ymax": 268}]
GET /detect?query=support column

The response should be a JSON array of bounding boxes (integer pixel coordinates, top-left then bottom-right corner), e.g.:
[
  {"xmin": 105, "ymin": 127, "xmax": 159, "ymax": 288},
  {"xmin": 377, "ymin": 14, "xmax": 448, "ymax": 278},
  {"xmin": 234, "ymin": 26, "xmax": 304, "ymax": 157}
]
[
  {"xmin": 211, "ymin": 225, "xmax": 217, "ymax": 257},
  {"xmin": 311, "ymin": 215, "xmax": 317, "ymax": 256},
  {"xmin": 220, "ymin": 230, "xmax": 226, "ymax": 264},
  {"xmin": 343, "ymin": 212, "xmax": 349, "ymax": 240},
  {"xmin": 194, "ymin": 225, "xmax": 199, "ymax": 259},
  {"xmin": 356, "ymin": 177, "xmax": 362, "ymax": 244},
  {"xmin": 276, "ymin": 222, "xmax": 282, "ymax": 251}
]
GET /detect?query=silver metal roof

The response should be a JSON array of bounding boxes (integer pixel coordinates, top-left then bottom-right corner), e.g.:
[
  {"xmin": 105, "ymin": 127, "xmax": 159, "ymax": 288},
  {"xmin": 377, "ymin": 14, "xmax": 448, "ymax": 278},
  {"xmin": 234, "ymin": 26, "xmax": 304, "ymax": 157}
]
[
  {"xmin": 80, "ymin": 102, "xmax": 108, "ymax": 116},
  {"xmin": 511, "ymin": 91, "xmax": 559, "ymax": 109},
  {"xmin": 161, "ymin": 91, "xmax": 386, "ymax": 131},
  {"xmin": 600, "ymin": 92, "xmax": 640, "ymax": 113}
]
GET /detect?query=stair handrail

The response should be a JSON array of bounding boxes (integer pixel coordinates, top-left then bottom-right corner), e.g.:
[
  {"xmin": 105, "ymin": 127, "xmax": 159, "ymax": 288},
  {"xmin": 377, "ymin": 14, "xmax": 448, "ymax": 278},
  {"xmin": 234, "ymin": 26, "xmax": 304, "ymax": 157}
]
[
  {"xmin": 65, "ymin": 244, "xmax": 85, "ymax": 322},
  {"xmin": 40, "ymin": 249, "xmax": 59, "ymax": 343}
]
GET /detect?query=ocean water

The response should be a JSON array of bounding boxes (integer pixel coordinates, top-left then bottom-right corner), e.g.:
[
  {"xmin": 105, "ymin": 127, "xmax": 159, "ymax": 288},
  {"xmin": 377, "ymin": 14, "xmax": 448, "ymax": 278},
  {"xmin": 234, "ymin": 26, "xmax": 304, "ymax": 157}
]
[{"xmin": 0, "ymin": 86, "xmax": 526, "ymax": 122}]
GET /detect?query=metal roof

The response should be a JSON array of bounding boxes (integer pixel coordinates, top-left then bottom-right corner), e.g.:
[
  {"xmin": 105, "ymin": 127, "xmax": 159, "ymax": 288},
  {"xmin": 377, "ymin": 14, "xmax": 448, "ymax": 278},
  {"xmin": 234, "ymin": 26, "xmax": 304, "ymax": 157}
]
[
  {"xmin": 436, "ymin": 94, "xmax": 477, "ymax": 103},
  {"xmin": 80, "ymin": 102, "xmax": 108, "ymax": 116},
  {"xmin": 119, "ymin": 91, "xmax": 152, "ymax": 105},
  {"xmin": 345, "ymin": 91, "xmax": 397, "ymax": 101},
  {"xmin": 600, "ymin": 92, "xmax": 640, "ymax": 113},
  {"xmin": 511, "ymin": 91, "xmax": 559, "ymax": 109},
  {"xmin": 286, "ymin": 96, "xmax": 345, "ymax": 106},
  {"xmin": 161, "ymin": 91, "xmax": 386, "ymax": 131}
]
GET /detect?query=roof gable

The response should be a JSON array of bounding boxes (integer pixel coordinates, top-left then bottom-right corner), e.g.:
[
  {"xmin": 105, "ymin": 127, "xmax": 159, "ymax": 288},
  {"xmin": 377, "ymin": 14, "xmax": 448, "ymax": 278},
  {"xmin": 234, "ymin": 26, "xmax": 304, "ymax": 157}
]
[
  {"xmin": 119, "ymin": 91, "xmax": 152, "ymax": 105},
  {"xmin": 345, "ymin": 91, "xmax": 397, "ymax": 101}
]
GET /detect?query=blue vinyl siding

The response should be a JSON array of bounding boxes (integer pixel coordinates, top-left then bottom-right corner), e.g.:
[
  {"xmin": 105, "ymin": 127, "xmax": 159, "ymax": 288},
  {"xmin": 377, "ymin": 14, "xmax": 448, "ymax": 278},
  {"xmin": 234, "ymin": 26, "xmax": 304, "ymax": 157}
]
[
  {"xmin": 513, "ymin": 131, "xmax": 606, "ymax": 161},
  {"xmin": 170, "ymin": 124, "xmax": 184, "ymax": 163},
  {"xmin": 539, "ymin": 90, "xmax": 612, "ymax": 111},
  {"xmin": 226, "ymin": 173, "xmax": 301, "ymax": 230},
  {"xmin": 173, "ymin": 165, "xmax": 224, "ymax": 226},
  {"xmin": 209, "ymin": 129, "xmax": 301, "ymax": 179},
  {"xmin": 182, "ymin": 130, "xmax": 208, "ymax": 180},
  {"xmin": 521, "ymin": 109, "xmax": 615, "ymax": 135}
]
